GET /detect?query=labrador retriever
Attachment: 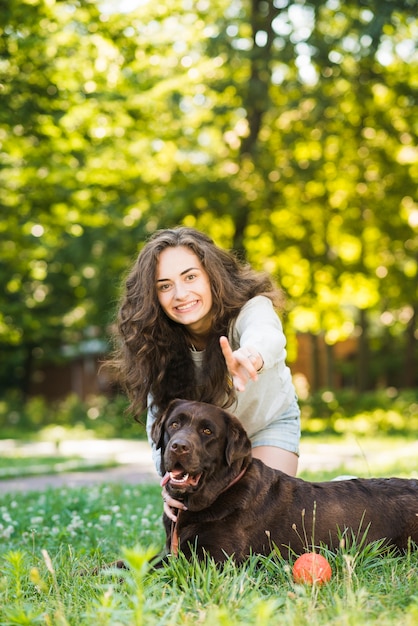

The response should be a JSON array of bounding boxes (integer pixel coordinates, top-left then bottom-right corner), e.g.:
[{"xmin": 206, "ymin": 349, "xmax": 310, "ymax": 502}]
[{"xmin": 152, "ymin": 399, "xmax": 418, "ymax": 564}]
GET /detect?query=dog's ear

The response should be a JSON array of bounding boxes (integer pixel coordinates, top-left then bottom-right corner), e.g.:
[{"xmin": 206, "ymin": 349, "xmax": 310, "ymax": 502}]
[
  {"xmin": 225, "ymin": 413, "xmax": 252, "ymax": 466},
  {"xmin": 150, "ymin": 398, "xmax": 186, "ymax": 450}
]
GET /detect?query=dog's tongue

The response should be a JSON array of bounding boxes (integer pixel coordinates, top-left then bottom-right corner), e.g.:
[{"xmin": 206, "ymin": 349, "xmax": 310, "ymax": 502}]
[
  {"xmin": 160, "ymin": 472, "xmax": 170, "ymax": 487},
  {"xmin": 160, "ymin": 470, "xmax": 202, "ymax": 488}
]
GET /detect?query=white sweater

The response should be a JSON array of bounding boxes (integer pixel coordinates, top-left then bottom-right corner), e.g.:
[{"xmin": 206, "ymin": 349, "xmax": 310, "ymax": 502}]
[{"xmin": 146, "ymin": 295, "xmax": 296, "ymax": 473}]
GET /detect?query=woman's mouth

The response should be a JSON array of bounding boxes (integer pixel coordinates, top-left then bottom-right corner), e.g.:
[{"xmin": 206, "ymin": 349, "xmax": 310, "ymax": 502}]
[{"xmin": 175, "ymin": 300, "xmax": 199, "ymax": 312}]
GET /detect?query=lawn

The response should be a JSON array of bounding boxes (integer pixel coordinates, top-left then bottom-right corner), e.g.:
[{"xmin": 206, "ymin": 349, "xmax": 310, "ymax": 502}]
[
  {"xmin": 0, "ymin": 456, "xmax": 117, "ymax": 479},
  {"xmin": 0, "ymin": 444, "xmax": 417, "ymax": 625},
  {"xmin": 0, "ymin": 389, "xmax": 417, "ymax": 625}
]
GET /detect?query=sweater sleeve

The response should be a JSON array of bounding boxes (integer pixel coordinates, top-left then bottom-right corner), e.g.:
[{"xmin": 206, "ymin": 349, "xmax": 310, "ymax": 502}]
[
  {"xmin": 146, "ymin": 398, "xmax": 163, "ymax": 476},
  {"xmin": 230, "ymin": 296, "xmax": 287, "ymax": 371}
]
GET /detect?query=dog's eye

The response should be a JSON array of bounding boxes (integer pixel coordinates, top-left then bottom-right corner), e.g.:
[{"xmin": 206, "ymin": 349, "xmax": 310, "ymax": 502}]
[
  {"xmin": 202, "ymin": 427, "xmax": 212, "ymax": 436},
  {"xmin": 169, "ymin": 421, "xmax": 180, "ymax": 430}
]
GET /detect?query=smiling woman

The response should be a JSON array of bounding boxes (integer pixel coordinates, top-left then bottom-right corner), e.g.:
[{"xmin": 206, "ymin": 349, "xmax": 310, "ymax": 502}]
[
  {"xmin": 156, "ymin": 246, "xmax": 213, "ymax": 344},
  {"xmin": 108, "ymin": 226, "xmax": 301, "ymax": 519}
]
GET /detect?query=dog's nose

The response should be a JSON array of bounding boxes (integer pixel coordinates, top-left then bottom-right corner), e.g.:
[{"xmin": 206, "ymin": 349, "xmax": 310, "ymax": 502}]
[{"xmin": 170, "ymin": 439, "xmax": 190, "ymax": 454}]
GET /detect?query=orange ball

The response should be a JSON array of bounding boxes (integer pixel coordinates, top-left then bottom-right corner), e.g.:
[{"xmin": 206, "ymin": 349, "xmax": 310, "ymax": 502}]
[{"xmin": 292, "ymin": 553, "xmax": 332, "ymax": 585}]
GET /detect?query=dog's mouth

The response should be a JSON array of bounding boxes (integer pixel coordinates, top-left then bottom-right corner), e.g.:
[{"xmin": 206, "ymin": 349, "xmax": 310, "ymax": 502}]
[{"xmin": 161, "ymin": 464, "xmax": 202, "ymax": 490}]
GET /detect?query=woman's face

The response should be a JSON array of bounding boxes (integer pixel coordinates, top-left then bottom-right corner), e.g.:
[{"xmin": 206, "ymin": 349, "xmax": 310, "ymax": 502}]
[{"xmin": 155, "ymin": 246, "xmax": 213, "ymax": 336}]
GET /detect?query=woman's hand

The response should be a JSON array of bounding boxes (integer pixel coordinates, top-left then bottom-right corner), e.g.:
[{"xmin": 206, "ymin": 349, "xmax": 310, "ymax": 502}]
[
  {"xmin": 162, "ymin": 487, "xmax": 187, "ymax": 522},
  {"xmin": 219, "ymin": 336, "xmax": 263, "ymax": 392}
]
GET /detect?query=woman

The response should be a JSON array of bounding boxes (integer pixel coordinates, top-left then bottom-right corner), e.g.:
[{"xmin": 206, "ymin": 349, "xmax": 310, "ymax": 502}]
[{"xmin": 112, "ymin": 226, "xmax": 300, "ymax": 519}]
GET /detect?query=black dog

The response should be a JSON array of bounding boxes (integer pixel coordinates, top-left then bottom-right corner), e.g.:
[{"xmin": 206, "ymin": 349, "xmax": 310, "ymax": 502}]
[{"xmin": 151, "ymin": 399, "xmax": 418, "ymax": 564}]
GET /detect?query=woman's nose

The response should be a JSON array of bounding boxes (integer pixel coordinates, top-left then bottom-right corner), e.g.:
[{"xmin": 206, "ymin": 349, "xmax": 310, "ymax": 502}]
[{"xmin": 174, "ymin": 282, "xmax": 188, "ymax": 299}]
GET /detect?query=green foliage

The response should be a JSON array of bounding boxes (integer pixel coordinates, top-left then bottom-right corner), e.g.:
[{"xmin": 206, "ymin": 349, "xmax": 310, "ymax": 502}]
[
  {"xmin": 0, "ymin": 392, "xmax": 146, "ymax": 440},
  {"xmin": 0, "ymin": 0, "xmax": 417, "ymax": 395},
  {"xmin": 301, "ymin": 387, "xmax": 418, "ymax": 437},
  {"xmin": 0, "ymin": 455, "xmax": 116, "ymax": 480},
  {"xmin": 1, "ymin": 388, "xmax": 417, "ymax": 442}
]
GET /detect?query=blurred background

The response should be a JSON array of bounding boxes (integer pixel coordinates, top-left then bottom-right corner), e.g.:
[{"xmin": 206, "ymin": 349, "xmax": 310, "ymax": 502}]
[{"xmin": 1, "ymin": 0, "xmax": 417, "ymax": 441}]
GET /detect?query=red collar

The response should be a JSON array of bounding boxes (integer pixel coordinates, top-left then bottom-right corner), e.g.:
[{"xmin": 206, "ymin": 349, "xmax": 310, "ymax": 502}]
[{"xmin": 220, "ymin": 466, "xmax": 248, "ymax": 494}]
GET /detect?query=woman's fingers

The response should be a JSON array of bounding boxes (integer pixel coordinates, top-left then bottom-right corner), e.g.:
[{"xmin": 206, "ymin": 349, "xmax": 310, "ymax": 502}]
[
  {"xmin": 162, "ymin": 487, "xmax": 187, "ymax": 522},
  {"xmin": 219, "ymin": 335, "xmax": 234, "ymax": 368},
  {"xmin": 220, "ymin": 336, "xmax": 245, "ymax": 389},
  {"xmin": 164, "ymin": 501, "xmax": 178, "ymax": 522},
  {"xmin": 220, "ymin": 336, "xmax": 259, "ymax": 391}
]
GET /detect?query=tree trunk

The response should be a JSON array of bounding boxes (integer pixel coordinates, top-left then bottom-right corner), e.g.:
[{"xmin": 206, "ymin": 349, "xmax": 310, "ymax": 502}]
[
  {"xmin": 232, "ymin": 0, "xmax": 279, "ymax": 254},
  {"xmin": 403, "ymin": 304, "xmax": 417, "ymax": 388},
  {"xmin": 21, "ymin": 343, "xmax": 35, "ymax": 400},
  {"xmin": 310, "ymin": 333, "xmax": 321, "ymax": 392},
  {"xmin": 325, "ymin": 341, "xmax": 335, "ymax": 389},
  {"xmin": 357, "ymin": 308, "xmax": 370, "ymax": 391}
]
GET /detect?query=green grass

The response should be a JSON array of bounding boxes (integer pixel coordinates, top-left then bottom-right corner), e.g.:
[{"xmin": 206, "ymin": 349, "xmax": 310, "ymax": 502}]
[
  {"xmin": 0, "ymin": 389, "xmax": 416, "ymax": 623},
  {"xmin": 0, "ymin": 455, "xmax": 117, "ymax": 479},
  {"xmin": 298, "ymin": 433, "xmax": 418, "ymax": 482},
  {"xmin": 0, "ymin": 387, "xmax": 416, "ymax": 624},
  {"xmin": 0, "ymin": 458, "xmax": 417, "ymax": 625}
]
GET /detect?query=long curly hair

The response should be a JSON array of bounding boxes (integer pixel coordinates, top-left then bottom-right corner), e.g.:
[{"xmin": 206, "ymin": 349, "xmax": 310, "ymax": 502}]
[{"xmin": 109, "ymin": 227, "xmax": 283, "ymax": 421}]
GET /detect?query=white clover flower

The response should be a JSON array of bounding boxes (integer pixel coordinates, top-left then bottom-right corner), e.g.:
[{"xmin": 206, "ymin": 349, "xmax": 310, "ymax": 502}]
[
  {"xmin": 67, "ymin": 513, "xmax": 84, "ymax": 535},
  {"xmin": 0, "ymin": 524, "xmax": 14, "ymax": 539}
]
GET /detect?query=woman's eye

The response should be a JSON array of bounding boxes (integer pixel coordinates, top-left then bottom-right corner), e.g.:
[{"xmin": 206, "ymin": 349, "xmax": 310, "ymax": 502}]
[{"xmin": 158, "ymin": 283, "xmax": 171, "ymax": 292}]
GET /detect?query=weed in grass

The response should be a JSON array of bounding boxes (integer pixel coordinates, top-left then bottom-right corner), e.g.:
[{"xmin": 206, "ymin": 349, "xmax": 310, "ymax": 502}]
[
  {"xmin": 157, "ymin": 550, "xmax": 289, "ymax": 625},
  {"xmin": 88, "ymin": 545, "xmax": 166, "ymax": 626},
  {"xmin": 2, "ymin": 551, "xmax": 27, "ymax": 600}
]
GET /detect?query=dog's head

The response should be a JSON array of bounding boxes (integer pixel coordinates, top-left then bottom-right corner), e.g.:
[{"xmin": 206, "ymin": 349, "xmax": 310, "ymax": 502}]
[{"xmin": 151, "ymin": 399, "xmax": 252, "ymax": 510}]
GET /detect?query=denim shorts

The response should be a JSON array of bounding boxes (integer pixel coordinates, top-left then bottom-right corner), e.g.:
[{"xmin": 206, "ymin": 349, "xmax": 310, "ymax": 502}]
[{"xmin": 250, "ymin": 396, "xmax": 301, "ymax": 456}]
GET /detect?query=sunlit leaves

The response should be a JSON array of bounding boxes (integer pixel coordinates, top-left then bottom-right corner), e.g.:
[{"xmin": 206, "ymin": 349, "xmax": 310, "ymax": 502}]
[{"xmin": 0, "ymin": 0, "xmax": 416, "ymax": 393}]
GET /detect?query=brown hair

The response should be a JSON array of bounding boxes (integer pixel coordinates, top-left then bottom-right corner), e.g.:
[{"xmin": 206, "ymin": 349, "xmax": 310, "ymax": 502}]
[{"xmin": 109, "ymin": 227, "xmax": 283, "ymax": 420}]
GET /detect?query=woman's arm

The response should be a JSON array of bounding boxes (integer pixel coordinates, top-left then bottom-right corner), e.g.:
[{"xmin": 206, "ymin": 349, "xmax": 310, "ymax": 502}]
[{"xmin": 221, "ymin": 296, "xmax": 286, "ymax": 391}]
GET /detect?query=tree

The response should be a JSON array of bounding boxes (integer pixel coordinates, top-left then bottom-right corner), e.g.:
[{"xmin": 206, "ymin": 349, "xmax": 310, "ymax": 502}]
[{"xmin": 0, "ymin": 0, "xmax": 416, "ymax": 396}]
